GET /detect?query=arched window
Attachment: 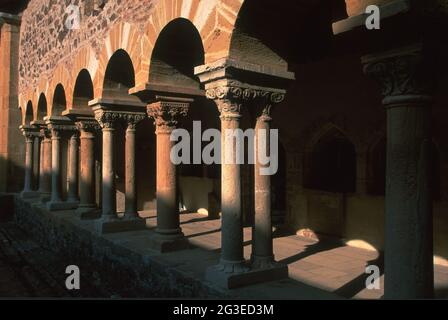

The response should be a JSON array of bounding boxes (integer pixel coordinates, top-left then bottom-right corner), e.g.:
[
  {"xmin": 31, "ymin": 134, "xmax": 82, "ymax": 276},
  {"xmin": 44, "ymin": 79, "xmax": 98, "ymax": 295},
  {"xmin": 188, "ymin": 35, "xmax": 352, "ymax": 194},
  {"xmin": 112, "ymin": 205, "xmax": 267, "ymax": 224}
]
[{"xmin": 306, "ymin": 129, "xmax": 356, "ymax": 193}]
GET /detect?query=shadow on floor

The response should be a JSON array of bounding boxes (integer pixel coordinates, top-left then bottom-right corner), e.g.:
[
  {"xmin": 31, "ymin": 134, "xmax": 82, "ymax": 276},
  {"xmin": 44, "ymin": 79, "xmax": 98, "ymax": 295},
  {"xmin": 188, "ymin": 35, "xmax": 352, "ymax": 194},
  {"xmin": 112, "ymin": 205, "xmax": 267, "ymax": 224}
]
[
  {"xmin": 333, "ymin": 252, "xmax": 384, "ymax": 299},
  {"xmin": 278, "ymin": 239, "xmax": 342, "ymax": 265}
]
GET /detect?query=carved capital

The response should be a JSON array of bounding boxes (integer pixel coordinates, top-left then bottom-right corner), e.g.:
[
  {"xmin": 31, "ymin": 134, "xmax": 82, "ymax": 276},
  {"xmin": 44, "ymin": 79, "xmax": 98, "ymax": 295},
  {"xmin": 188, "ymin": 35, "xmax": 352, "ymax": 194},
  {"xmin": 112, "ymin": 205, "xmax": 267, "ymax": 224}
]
[
  {"xmin": 363, "ymin": 47, "xmax": 435, "ymax": 100},
  {"xmin": 94, "ymin": 110, "xmax": 120, "ymax": 129},
  {"xmin": 207, "ymin": 83, "xmax": 285, "ymax": 121},
  {"xmin": 76, "ymin": 120, "xmax": 100, "ymax": 133},
  {"xmin": 147, "ymin": 101, "xmax": 189, "ymax": 133},
  {"xmin": 120, "ymin": 113, "xmax": 146, "ymax": 130}
]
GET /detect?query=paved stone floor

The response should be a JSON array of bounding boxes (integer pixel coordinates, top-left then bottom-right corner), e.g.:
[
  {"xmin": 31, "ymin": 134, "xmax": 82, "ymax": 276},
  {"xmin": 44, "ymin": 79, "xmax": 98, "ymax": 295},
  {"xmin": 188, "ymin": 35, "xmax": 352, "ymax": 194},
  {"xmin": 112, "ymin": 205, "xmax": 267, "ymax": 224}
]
[
  {"xmin": 2, "ymin": 208, "xmax": 448, "ymax": 299},
  {"xmin": 143, "ymin": 211, "xmax": 448, "ymax": 299}
]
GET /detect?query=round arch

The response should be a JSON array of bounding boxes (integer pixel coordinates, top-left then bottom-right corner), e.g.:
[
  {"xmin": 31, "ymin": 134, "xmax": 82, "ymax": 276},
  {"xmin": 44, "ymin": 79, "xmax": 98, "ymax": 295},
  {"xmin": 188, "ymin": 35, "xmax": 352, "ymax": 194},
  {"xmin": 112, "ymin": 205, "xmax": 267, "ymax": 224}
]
[
  {"xmin": 24, "ymin": 101, "xmax": 33, "ymax": 125},
  {"xmin": 37, "ymin": 93, "xmax": 48, "ymax": 121},
  {"xmin": 102, "ymin": 49, "xmax": 139, "ymax": 102},
  {"xmin": 305, "ymin": 127, "xmax": 357, "ymax": 193},
  {"xmin": 149, "ymin": 18, "xmax": 204, "ymax": 91},
  {"xmin": 52, "ymin": 84, "xmax": 67, "ymax": 116},
  {"xmin": 73, "ymin": 69, "xmax": 94, "ymax": 111}
]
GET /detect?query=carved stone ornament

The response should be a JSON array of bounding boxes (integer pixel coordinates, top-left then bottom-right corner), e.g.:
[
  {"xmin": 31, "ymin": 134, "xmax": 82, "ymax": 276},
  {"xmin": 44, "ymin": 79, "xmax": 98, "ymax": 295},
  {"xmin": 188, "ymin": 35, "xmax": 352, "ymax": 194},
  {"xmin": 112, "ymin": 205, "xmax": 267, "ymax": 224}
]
[
  {"xmin": 76, "ymin": 120, "xmax": 100, "ymax": 132},
  {"xmin": 363, "ymin": 49, "xmax": 434, "ymax": 98},
  {"xmin": 94, "ymin": 110, "xmax": 121, "ymax": 129},
  {"xmin": 147, "ymin": 101, "xmax": 189, "ymax": 133},
  {"xmin": 120, "ymin": 113, "xmax": 147, "ymax": 130}
]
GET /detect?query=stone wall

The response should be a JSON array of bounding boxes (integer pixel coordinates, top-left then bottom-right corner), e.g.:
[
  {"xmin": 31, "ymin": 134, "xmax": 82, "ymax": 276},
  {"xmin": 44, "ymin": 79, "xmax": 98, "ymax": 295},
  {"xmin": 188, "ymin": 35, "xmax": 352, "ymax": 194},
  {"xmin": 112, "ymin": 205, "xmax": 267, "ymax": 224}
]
[
  {"xmin": 0, "ymin": 19, "xmax": 24, "ymax": 193},
  {"xmin": 19, "ymin": 0, "xmax": 154, "ymax": 95},
  {"xmin": 14, "ymin": 196, "xmax": 229, "ymax": 298}
]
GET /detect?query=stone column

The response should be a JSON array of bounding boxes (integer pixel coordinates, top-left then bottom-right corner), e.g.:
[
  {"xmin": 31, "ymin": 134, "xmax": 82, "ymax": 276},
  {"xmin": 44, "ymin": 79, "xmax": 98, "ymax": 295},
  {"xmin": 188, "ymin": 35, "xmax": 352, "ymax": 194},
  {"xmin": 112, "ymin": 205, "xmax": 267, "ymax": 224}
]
[
  {"xmin": 67, "ymin": 131, "xmax": 80, "ymax": 204},
  {"xmin": 76, "ymin": 121, "xmax": 99, "ymax": 214},
  {"xmin": 251, "ymin": 93, "xmax": 285, "ymax": 269},
  {"xmin": 205, "ymin": 86, "xmax": 248, "ymax": 274},
  {"xmin": 38, "ymin": 128, "xmax": 52, "ymax": 199},
  {"xmin": 20, "ymin": 130, "xmax": 35, "ymax": 197},
  {"xmin": 95, "ymin": 111, "xmax": 117, "ymax": 217},
  {"xmin": 48, "ymin": 126, "xmax": 62, "ymax": 205},
  {"xmin": 363, "ymin": 45, "xmax": 434, "ymax": 299},
  {"xmin": 147, "ymin": 98, "xmax": 189, "ymax": 244},
  {"xmin": 123, "ymin": 114, "xmax": 145, "ymax": 217},
  {"xmin": 33, "ymin": 135, "xmax": 41, "ymax": 190}
]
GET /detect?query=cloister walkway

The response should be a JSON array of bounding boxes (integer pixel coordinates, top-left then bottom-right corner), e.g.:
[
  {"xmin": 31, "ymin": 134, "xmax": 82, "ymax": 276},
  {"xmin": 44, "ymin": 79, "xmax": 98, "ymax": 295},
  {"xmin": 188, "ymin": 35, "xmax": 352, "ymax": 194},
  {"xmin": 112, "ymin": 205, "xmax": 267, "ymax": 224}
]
[{"xmin": 141, "ymin": 211, "xmax": 448, "ymax": 299}]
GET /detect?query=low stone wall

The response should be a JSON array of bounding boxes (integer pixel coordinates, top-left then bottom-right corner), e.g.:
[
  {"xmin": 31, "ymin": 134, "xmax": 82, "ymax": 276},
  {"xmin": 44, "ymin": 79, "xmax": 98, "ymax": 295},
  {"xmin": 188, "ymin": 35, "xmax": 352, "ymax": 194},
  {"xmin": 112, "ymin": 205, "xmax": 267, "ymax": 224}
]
[{"xmin": 13, "ymin": 196, "xmax": 229, "ymax": 298}]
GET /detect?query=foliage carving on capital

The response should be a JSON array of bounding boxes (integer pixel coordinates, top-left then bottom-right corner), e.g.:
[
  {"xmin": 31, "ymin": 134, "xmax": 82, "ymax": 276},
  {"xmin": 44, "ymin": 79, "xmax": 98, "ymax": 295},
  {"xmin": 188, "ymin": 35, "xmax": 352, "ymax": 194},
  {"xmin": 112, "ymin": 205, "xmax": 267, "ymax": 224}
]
[
  {"xmin": 94, "ymin": 110, "xmax": 120, "ymax": 129},
  {"xmin": 121, "ymin": 113, "xmax": 147, "ymax": 130},
  {"xmin": 147, "ymin": 101, "xmax": 189, "ymax": 133},
  {"xmin": 363, "ymin": 50, "xmax": 434, "ymax": 97},
  {"xmin": 76, "ymin": 120, "xmax": 100, "ymax": 132}
]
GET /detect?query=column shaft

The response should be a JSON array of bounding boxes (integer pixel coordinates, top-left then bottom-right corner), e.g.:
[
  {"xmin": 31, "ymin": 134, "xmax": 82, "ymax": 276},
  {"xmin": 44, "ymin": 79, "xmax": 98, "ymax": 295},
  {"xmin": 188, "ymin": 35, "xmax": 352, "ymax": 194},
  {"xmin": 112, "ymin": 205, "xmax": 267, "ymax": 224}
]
[
  {"xmin": 33, "ymin": 136, "xmax": 41, "ymax": 190},
  {"xmin": 252, "ymin": 115, "xmax": 274, "ymax": 264},
  {"xmin": 67, "ymin": 132, "xmax": 79, "ymax": 202},
  {"xmin": 102, "ymin": 127, "xmax": 116, "ymax": 216},
  {"xmin": 23, "ymin": 136, "xmax": 34, "ymax": 192},
  {"xmin": 79, "ymin": 128, "xmax": 96, "ymax": 208},
  {"xmin": 155, "ymin": 127, "xmax": 180, "ymax": 235},
  {"xmin": 125, "ymin": 126, "xmax": 137, "ymax": 216},
  {"xmin": 50, "ymin": 130, "xmax": 62, "ymax": 202},
  {"xmin": 220, "ymin": 113, "xmax": 245, "ymax": 269},
  {"xmin": 385, "ymin": 103, "xmax": 433, "ymax": 298},
  {"xmin": 40, "ymin": 136, "xmax": 52, "ymax": 194}
]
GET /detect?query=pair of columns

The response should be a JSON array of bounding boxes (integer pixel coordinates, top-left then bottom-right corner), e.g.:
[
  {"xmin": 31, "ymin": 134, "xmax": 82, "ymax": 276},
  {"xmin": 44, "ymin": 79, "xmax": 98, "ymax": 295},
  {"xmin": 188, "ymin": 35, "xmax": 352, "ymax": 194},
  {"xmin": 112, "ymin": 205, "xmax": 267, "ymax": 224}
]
[
  {"xmin": 93, "ymin": 108, "xmax": 146, "ymax": 223},
  {"xmin": 204, "ymin": 83, "xmax": 287, "ymax": 277},
  {"xmin": 363, "ymin": 45, "xmax": 434, "ymax": 299},
  {"xmin": 45, "ymin": 119, "xmax": 80, "ymax": 210},
  {"xmin": 20, "ymin": 126, "xmax": 40, "ymax": 198}
]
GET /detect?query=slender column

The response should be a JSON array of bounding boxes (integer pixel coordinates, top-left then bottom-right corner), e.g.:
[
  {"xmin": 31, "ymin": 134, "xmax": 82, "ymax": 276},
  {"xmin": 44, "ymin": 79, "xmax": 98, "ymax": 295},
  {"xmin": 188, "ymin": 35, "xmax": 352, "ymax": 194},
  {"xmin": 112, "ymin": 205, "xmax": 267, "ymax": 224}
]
[
  {"xmin": 147, "ymin": 100, "xmax": 188, "ymax": 238},
  {"xmin": 363, "ymin": 45, "xmax": 434, "ymax": 299},
  {"xmin": 206, "ymin": 86, "xmax": 247, "ymax": 273},
  {"xmin": 95, "ymin": 111, "xmax": 117, "ymax": 217},
  {"xmin": 123, "ymin": 115, "xmax": 145, "ymax": 217},
  {"xmin": 67, "ymin": 131, "xmax": 80, "ymax": 203},
  {"xmin": 38, "ymin": 128, "xmax": 52, "ymax": 196},
  {"xmin": 76, "ymin": 121, "xmax": 98, "ymax": 210},
  {"xmin": 22, "ymin": 131, "xmax": 34, "ymax": 194},
  {"xmin": 32, "ymin": 135, "xmax": 41, "ymax": 190},
  {"xmin": 251, "ymin": 94, "xmax": 284, "ymax": 268},
  {"xmin": 48, "ymin": 127, "xmax": 62, "ymax": 203}
]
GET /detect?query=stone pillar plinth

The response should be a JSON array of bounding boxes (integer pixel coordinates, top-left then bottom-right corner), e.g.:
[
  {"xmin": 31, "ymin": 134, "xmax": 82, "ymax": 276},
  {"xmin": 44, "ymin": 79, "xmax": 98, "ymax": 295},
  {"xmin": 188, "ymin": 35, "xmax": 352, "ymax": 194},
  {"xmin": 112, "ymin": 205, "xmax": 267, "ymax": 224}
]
[
  {"xmin": 147, "ymin": 97, "xmax": 190, "ymax": 252},
  {"xmin": 76, "ymin": 120, "xmax": 100, "ymax": 216},
  {"xmin": 363, "ymin": 45, "xmax": 434, "ymax": 299},
  {"xmin": 20, "ymin": 126, "xmax": 39, "ymax": 199}
]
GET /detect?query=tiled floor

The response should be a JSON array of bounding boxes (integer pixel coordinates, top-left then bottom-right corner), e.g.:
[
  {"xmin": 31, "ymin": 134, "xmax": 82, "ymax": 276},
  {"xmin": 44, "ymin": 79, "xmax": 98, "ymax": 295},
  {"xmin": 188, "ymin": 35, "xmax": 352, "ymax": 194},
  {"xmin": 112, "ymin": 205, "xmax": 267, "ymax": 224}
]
[{"xmin": 143, "ymin": 211, "xmax": 448, "ymax": 299}]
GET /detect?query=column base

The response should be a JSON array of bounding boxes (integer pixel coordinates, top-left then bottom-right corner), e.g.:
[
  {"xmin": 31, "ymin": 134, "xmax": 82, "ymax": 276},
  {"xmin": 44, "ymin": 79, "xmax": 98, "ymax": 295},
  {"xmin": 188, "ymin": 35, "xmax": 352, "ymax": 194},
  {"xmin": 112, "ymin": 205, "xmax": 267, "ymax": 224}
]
[
  {"xmin": 20, "ymin": 191, "xmax": 40, "ymax": 199},
  {"xmin": 46, "ymin": 201, "xmax": 79, "ymax": 211},
  {"xmin": 149, "ymin": 233, "xmax": 190, "ymax": 253},
  {"xmin": 96, "ymin": 215, "xmax": 147, "ymax": 234},
  {"xmin": 76, "ymin": 206, "xmax": 101, "ymax": 220},
  {"xmin": 39, "ymin": 193, "xmax": 51, "ymax": 203},
  {"xmin": 206, "ymin": 260, "xmax": 288, "ymax": 289}
]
